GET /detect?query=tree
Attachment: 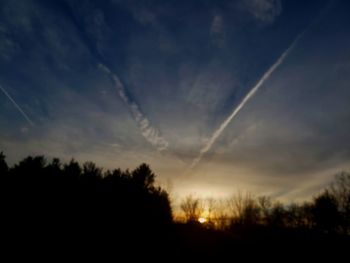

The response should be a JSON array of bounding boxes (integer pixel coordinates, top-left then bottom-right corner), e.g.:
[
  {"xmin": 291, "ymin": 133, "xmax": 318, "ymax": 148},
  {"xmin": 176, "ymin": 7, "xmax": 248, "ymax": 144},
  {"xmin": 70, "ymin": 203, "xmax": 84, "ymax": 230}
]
[
  {"xmin": 206, "ymin": 197, "xmax": 216, "ymax": 225},
  {"xmin": 15, "ymin": 156, "xmax": 46, "ymax": 171},
  {"xmin": 330, "ymin": 172, "xmax": 350, "ymax": 234},
  {"xmin": 83, "ymin": 161, "xmax": 102, "ymax": 179},
  {"xmin": 131, "ymin": 163, "xmax": 155, "ymax": 190},
  {"xmin": 151, "ymin": 188, "xmax": 173, "ymax": 224},
  {"xmin": 330, "ymin": 172, "xmax": 350, "ymax": 211},
  {"xmin": 214, "ymin": 199, "xmax": 230, "ymax": 230},
  {"xmin": 285, "ymin": 203, "xmax": 307, "ymax": 228},
  {"xmin": 63, "ymin": 159, "xmax": 82, "ymax": 179},
  {"xmin": 258, "ymin": 195, "xmax": 272, "ymax": 225},
  {"xmin": 268, "ymin": 202, "xmax": 286, "ymax": 228},
  {"xmin": 0, "ymin": 151, "xmax": 8, "ymax": 176},
  {"xmin": 228, "ymin": 191, "xmax": 260, "ymax": 226},
  {"xmin": 180, "ymin": 195, "xmax": 203, "ymax": 223},
  {"xmin": 312, "ymin": 190, "xmax": 340, "ymax": 233},
  {"xmin": 46, "ymin": 158, "xmax": 62, "ymax": 177}
]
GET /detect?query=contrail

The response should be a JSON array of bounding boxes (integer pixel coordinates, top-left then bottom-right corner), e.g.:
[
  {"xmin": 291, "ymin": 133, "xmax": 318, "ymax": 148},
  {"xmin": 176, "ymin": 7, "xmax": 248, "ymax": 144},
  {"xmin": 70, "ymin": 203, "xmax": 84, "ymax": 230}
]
[
  {"xmin": 99, "ymin": 64, "xmax": 169, "ymax": 151},
  {"xmin": 187, "ymin": 31, "xmax": 305, "ymax": 172},
  {"xmin": 0, "ymin": 85, "xmax": 34, "ymax": 126},
  {"xmin": 62, "ymin": 2, "xmax": 169, "ymax": 151}
]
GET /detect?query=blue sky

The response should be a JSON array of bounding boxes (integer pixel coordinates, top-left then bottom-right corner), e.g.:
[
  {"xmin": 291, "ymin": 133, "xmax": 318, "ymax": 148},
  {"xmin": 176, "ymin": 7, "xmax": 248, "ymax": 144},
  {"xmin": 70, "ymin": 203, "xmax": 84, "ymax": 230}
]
[{"xmin": 1, "ymin": 0, "xmax": 350, "ymax": 202}]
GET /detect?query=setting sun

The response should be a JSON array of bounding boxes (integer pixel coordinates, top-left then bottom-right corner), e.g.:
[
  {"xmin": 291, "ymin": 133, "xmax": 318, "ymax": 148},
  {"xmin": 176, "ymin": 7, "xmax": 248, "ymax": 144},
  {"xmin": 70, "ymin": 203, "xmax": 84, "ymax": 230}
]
[{"xmin": 198, "ymin": 217, "xmax": 207, "ymax": 224}]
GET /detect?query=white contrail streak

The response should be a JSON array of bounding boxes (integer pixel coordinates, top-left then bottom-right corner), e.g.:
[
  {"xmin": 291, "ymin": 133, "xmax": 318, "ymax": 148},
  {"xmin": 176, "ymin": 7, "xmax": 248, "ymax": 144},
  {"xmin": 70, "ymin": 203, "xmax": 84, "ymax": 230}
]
[
  {"xmin": 187, "ymin": 31, "xmax": 305, "ymax": 172},
  {"xmin": 99, "ymin": 64, "xmax": 169, "ymax": 151},
  {"xmin": 0, "ymin": 85, "xmax": 34, "ymax": 126}
]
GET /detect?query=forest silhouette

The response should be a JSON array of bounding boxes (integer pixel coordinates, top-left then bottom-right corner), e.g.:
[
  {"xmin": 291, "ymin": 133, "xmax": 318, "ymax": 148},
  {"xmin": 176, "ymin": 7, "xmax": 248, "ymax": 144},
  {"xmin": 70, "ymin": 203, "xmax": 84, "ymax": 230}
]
[{"xmin": 0, "ymin": 151, "xmax": 349, "ymax": 259}]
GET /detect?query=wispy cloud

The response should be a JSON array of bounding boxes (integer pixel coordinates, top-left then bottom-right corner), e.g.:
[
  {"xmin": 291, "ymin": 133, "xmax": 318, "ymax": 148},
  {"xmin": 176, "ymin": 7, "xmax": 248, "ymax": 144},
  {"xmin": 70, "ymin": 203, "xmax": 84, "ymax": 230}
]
[
  {"xmin": 186, "ymin": 29, "xmax": 305, "ymax": 173},
  {"xmin": 242, "ymin": 0, "xmax": 282, "ymax": 24},
  {"xmin": 99, "ymin": 64, "xmax": 169, "ymax": 151},
  {"xmin": 210, "ymin": 14, "xmax": 226, "ymax": 48},
  {"xmin": 0, "ymin": 85, "xmax": 34, "ymax": 126},
  {"xmin": 210, "ymin": 15, "xmax": 223, "ymax": 35}
]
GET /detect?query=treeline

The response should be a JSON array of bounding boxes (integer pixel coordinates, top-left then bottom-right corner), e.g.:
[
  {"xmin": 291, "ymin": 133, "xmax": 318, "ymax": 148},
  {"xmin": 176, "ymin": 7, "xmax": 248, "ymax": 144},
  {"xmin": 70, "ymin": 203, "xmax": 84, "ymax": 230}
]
[
  {"xmin": 0, "ymin": 152, "xmax": 173, "ymax": 252},
  {"xmin": 0, "ymin": 151, "xmax": 349, "ymax": 258},
  {"xmin": 179, "ymin": 173, "xmax": 350, "ymax": 236}
]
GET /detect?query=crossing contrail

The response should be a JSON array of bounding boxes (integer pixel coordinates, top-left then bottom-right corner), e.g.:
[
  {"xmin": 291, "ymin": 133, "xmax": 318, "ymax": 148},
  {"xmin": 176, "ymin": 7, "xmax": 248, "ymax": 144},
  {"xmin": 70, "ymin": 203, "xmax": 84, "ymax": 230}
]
[
  {"xmin": 0, "ymin": 85, "xmax": 34, "ymax": 126},
  {"xmin": 186, "ymin": 31, "xmax": 306, "ymax": 172},
  {"xmin": 99, "ymin": 64, "xmax": 169, "ymax": 151}
]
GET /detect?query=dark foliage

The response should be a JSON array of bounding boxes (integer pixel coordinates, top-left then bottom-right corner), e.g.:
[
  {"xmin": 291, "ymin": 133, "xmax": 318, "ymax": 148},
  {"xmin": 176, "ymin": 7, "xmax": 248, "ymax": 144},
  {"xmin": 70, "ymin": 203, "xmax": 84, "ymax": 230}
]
[{"xmin": 0, "ymin": 153, "xmax": 173, "ymax": 258}]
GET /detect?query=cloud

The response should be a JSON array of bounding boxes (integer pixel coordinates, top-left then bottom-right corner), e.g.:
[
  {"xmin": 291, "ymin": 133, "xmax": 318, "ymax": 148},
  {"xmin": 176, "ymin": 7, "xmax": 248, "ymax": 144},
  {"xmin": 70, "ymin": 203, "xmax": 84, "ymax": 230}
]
[
  {"xmin": 185, "ymin": 63, "xmax": 234, "ymax": 114},
  {"xmin": 210, "ymin": 14, "xmax": 226, "ymax": 48},
  {"xmin": 0, "ymin": 33, "xmax": 20, "ymax": 61},
  {"xmin": 99, "ymin": 64, "xmax": 169, "ymax": 151},
  {"xmin": 241, "ymin": 0, "xmax": 282, "ymax": 24},
  {"xmin": 210, "ymin": 15, "xmax": 223, "ymax": 35},
  {"xmin": 132, "ymin": 8, "xmax": 158, "ymax": 27}
]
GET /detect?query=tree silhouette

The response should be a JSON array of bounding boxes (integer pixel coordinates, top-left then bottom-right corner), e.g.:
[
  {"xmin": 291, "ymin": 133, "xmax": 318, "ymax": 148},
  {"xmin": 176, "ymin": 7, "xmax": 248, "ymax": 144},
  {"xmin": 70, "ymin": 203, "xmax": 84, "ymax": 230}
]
[
  {"xmin": 258, "ymin": 195, "xmax": 272, "ymax": 225},
  {"xmin": 180, "ymin": 195, "xmax": 203, "ymax": 223},
  {"xmin": 228, "ymin": 191, "xmax": 260, "ymax": 226},
  {"xmin": 330, "ymin": 172, "xmax": 350, "ymax": 234},
  {"xmin": 131, "ymin": 163, "xmax": 155, "ymax": 190},
  {"xmin": 0, "ymin": 152, "xmax": 8, "ymax": 176},
  {"xmin": 0, "ymin": 152, "xmax": 173, "ymax": 252},
  {"xmin": 0, "ymin": 151, "xmax": 349, "ymax": 258},
  {"xmin": 64, "ymin": 159, "xmax": 82, "ymax": 177},
  {"xmin": 267, "ymin": 202, "xmax": 286, "ymax": 228},
  {"xmin": 312, "ymin": 190, "xmax": 341, "ymax": 233},
  {"xmin": 83, "ymin": 161, "xmax": 103, "ymax": 179}
]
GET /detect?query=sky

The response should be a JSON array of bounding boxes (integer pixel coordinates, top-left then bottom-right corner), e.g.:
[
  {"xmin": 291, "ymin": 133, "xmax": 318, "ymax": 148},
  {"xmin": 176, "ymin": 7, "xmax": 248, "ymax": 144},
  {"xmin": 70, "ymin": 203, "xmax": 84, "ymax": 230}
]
[{"xmin": 1, "ymin": 0, "xmax": 350, "ymax": 204}]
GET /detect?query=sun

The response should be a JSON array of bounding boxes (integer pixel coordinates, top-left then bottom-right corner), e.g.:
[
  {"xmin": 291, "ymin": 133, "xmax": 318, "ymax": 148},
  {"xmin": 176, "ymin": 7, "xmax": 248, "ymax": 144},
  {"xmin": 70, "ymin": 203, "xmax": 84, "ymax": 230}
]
[{"xmin": 198, "ymin": 217, "xmax": 207, "ymax": 224}]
